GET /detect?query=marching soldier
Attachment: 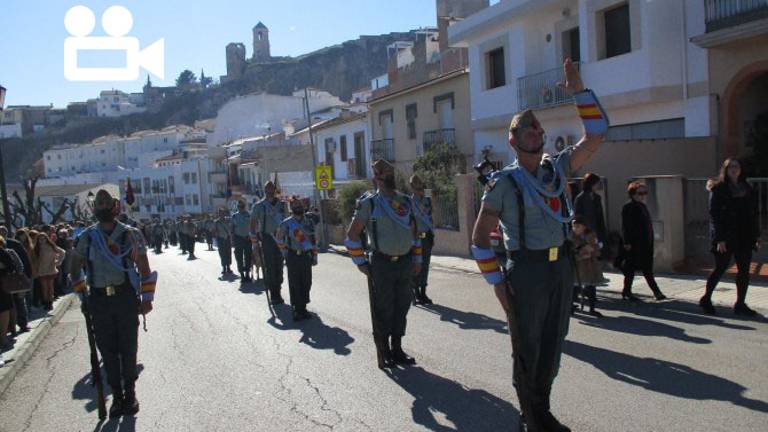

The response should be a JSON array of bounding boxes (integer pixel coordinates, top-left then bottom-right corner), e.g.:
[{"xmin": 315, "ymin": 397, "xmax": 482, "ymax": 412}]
[
  {"xmin": 345, "ymin": 159, "xmax": 422, "ymax": 368},
  {"xmin": 471, "ymin": 59, "xmax": 607, "ymax": 432},
  {"xmin": 180, "ymin": 215, "xmax": 197, "ymax": 260},
  {"xmin": 69, "ymin": 190, "xmax": 157, "ymax": 418},
  {"xmin": 176, "ymin": 217, "xmax": 186, "ymax": 254},
  {"xmin": 150, "ymin": 219, "xmax": 164, "ymax": 254},
  {"xmin": 409, "ymin": 174, "xmax": 435, "ymax": 305},
  {"xmin": 276, "ymin": 197, "xmax": 318, "ymax": 321},
  {"xmin": 203, "ymin": 214, "xmax": 216, "ymax": 251},
  {"xmin": 214, "ymin": 208, "xmax": 234, "ymax": 276},
  {"xmin": 231, "ymin": 200, "xmax": 253, "ymax": 282},
  {"xmin": 251, "ymin": 181, "xmax": 286, "ymax": 305}
]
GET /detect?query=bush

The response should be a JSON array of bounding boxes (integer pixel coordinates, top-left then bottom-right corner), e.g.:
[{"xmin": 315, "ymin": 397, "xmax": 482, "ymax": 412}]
[{"xmin": 338, "ymin": 181, "xmax": 372, "ymax": 222}]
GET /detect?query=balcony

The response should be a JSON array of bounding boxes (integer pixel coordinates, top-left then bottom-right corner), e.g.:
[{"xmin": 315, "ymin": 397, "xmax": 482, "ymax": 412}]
[
  {"xmin": 705, "ymin": 0, "xmax": 768, "ymax": 32},
  {"xmin": 517, "ymin": 63, "xmax": 579, "ymax": 111},
  {"xmin": 370, "ymin": 139, "xmax": 395, "ymax": 163},
  {"xmin": 423, "ymin": 128, "xmax": 456, "ymax": 154},
  {"xmin": 208, "ymin": 171, "xmax": 227, "ymax": 184}
]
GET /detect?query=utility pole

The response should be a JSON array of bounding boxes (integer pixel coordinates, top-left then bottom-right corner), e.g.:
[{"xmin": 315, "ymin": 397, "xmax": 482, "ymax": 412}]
[
  {"xmin": 303, "ymin": 87, "xmax": 328, "ymax": 250},
  {"xmin": 0, "ymin": 84, "xmax": 12, "ymax": 230}
]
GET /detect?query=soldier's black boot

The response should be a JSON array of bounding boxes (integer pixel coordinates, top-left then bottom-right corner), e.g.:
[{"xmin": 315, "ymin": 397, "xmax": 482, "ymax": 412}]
[
  {"xmin": 532, "ymin": 392, "xmax": 570, "ymax": 432},
  {"xmin": 390, "ymin": 336, "xmax": 416, "ymax": 365},
  {"xmin": 420, "ymin": 286, "xmax": 433, "ymax": 305},
  {"xmin": 123, "ymin": 383, "xmax": 140, "ymax": 416},
  {"xmin": 109, "ymin": 387, "xmax": 124, "ymax": 419},
  {"xmin": 373, "ymin": 335, "xmax": 394, "ymax": 369}
]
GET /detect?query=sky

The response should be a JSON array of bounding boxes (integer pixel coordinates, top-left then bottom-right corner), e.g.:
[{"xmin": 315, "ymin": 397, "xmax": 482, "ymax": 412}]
[{"xmin": 0, "ymin": 0, "xmax": 444, "ymax": 107}]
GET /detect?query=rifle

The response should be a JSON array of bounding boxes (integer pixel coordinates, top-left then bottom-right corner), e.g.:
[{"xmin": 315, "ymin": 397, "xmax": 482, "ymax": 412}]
[
  {"xmin": 364, "ymin": 264, "xmax": 387, "ymax": 369},
  {"xmin": 255, "ymin": 235, "xmax": 274, "ymax": 317},
  {"xmin": 81, "ymin": 296, "xmax": 107, "ymax": 420}
]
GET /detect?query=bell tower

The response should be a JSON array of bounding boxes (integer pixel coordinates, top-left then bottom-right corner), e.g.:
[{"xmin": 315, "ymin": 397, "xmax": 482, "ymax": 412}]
[{"xmin": 252, "ymin": 22, "xmax": 271, "ymax": 62}]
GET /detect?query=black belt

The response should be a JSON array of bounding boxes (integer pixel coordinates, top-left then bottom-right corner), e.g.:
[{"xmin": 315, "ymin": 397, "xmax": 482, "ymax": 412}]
[
  {"xmin": 508, "ymin": 245, "xmax": 566, "ymax": 263},
  {"xmin": 90, "ymin": 282, "xmax": 132, "ymax": 297},
  {"xmin": 372, "ymin": 251, "xmax": 411, "ymax": 262}
]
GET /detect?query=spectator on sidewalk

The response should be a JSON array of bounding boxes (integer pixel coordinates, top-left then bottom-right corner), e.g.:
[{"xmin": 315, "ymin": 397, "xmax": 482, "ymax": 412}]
[
  {"xmin": 574, "ymin": 173, "xmax": 607, "ymax": 247},
  {"xmin": 1, "ymin": 226, "xmax": 32, "ymax": 334},
  {"xmin": 1, "ymin": 236, "xmax": 25, "ymax": 357},
  {"xmin": 700, "ymin": 158, "xmax": 761, "ymax": 317},
  {"xmin": 32, "ymin": 230, "xmax": 66, "ymax": 311},
  {"xmin": 570, "ymin": 217, "xmax": 603, "ymax": 317},
  {"xmin": 621, "ymin": 181, "xmax": 667, "ymax": 302}
]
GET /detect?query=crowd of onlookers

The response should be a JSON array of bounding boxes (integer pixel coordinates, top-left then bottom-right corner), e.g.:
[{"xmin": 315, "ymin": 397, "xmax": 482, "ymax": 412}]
[{"xmin": 0, "ymin": 221, "xmax": 87, "ymax": 367}]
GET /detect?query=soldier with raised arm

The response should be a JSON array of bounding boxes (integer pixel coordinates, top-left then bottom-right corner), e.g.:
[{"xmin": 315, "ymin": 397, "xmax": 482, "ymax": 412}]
[{"xmin": 471, "ymin": 59, "xmax": 608, "ymax": 432}]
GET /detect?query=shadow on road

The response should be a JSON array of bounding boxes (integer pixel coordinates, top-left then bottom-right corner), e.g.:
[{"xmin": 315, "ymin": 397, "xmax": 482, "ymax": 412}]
[
  {"xmin": 387, "ymin": 366, "xmax": 519, "ymax": 431},
  {"xmin": 91, "ymin": 415, "xmax": 136, "ymax": 432},
  {"xmin": 267, "ymin": 306, "xmax": 354, "ymax": 356},
  {"xmin": 238, "ymin": 279, "xmax": 268, "ymax": 295},
  {"xmin": 564, "ymin": 340, "xmax": 768, "ymax": 413},
  {"xmin": 72, "ymin": 364, "xmax": 144, "ymax": 414},
  {"xmin": 595, "ymin": 297, "xmax": 757, "ymax": 330},
  {"xmin": 577, "ymin": 313, "xmax": 712, "ymax": 344},
  {"xmin": 416, "ymin": 304, "xmax": 508, "ymax": 334}
]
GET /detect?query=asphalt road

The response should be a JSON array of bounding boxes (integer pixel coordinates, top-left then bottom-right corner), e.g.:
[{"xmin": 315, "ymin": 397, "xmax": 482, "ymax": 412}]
[{"xmin": 1, "ymin": 246, "xmax": 767, "ymax": 432}]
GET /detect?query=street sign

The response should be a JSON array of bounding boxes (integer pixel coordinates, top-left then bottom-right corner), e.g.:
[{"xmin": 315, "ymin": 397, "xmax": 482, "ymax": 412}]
[{"xmin": 315, "ymin": 166, "xmax": 333, "ymax": 191}]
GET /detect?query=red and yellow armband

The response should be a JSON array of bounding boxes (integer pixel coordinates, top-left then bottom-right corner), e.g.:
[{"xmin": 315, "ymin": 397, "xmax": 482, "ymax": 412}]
[
  {"xmin": 71, "ymin": 270, "xmax": 87, "ymax": 294},
  {"xmin": 344, "ymin": 238, "xmax": 368, "ymax": 266},
  {"xmin": 411, "ymin": 239, "xmax": 423, "ymax": 264},
  {"xmin": 471, "ymin": 245, "xmax": 503, "ymax": 285},
  {"xmin": 574, "ymin": 89, "xmax": 609, "ymax": 135},
  {"xmin": 140, "ymin": 271, "xmax": 157, "ymax": 302}
]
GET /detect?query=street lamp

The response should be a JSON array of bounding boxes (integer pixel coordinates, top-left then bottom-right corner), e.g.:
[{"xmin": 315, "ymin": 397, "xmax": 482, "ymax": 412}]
[{"xmin": 0, "ymin": 84, "xmax": 13, "ymax": 231}]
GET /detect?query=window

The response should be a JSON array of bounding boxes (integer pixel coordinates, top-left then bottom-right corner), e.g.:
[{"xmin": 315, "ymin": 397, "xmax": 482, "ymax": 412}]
[
  {"xmin": 606, "ymin": 118, "xmax": 684, "ymax": 141},
  {"xmin": 487, "ymin": 48, "xmax": 506, "ymax": 89},
  {"xmin": 604, "ymin": 4, "xmax": 631, "ymax": 58},
  {"xmin": 100, "ymin": 149, "xmax": 105, "ymax": 154},
  {"xmin": 183, "ymin": 173, "xmax": 190, "ymax": 184},
  {"xmin": 143, "ymin": 178, "xmax": 150, "ymax": 192},
  {"xmin": 193, "ymin": 194, "xmax": 199, "ymax": 206},
  {"xmin": 405, "ymin": 104, "xmax": 418, "ymax": 140},
  {"xmin": 340, "ymin": 135, "xmax": 348, "ymax": 161},
  {"xmin": 46, "ymin": 155, "xmax": 51, "ymax": 160},
  {"xmin": 185, "ymin": 195, "xmax": 191, "ymax": 206},
  {"xmin": 163, "ymin": 137, "xmax": 168, "ymax": 143},
  {"xmin": 191, "ymin": 173, "xmax": 197, "ymax": 184},
  {"xmin": 57, "ymin": 154, "xmax": 61, "ymax": 160}
]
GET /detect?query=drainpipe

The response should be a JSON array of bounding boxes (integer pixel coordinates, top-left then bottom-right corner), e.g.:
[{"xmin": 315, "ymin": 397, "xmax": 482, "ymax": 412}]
[{"xmin": 680, "ymin": 0, "xmax": 689, "ymax": 100}]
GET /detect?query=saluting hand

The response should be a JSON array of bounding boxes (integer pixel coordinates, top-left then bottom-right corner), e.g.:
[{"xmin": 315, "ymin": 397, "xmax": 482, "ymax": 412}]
[{"xmin": 559, "ymin": 58, "xmax": 584, "ymax": 95}]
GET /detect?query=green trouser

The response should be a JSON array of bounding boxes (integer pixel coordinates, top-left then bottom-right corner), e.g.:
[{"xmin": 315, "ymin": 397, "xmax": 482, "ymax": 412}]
[
  {"xmin": 370, "ymin": 253, "xmax": 413, "ymax": 337},
  {"xmin": 412, "ymin": 231, "xmax": 434, "ymax": 291},
  {"xmin": 89, "ymin": 283, "xmax": 140, "ymax": 391},
  {"xmin": 286, "ymin": 250, "xmax": 312, "ymax": 310},
  {"xmin": 506, "ymin": 254, "xmax": 573, "ymax": 415}
]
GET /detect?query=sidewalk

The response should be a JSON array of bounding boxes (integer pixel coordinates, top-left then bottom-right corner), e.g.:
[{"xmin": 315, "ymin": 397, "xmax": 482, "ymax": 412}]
[
  {"xmin": 327, "ymin": 245, "xmax": 768, "ymax": 313},
  {"xmin": 0, "ymin": 294, "xmax": 76, "ymax": 396}
]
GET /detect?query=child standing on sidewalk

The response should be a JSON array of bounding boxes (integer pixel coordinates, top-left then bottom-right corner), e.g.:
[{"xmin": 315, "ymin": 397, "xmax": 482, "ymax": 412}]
[{"xmin": 571, "ymin": 217, "xmax": 603, "ymax": 317}]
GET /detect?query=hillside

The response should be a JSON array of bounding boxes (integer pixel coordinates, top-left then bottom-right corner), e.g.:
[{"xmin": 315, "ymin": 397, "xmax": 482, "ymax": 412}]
[{"xmin": 0, "ymin": 30, "xmax": 420, "ymax": 181}]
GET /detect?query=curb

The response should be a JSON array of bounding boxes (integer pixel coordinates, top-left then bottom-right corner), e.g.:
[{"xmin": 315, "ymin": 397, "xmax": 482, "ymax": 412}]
[{"xmin": 0, "ymin": 293, "xmax": 76, "ymax": 396}]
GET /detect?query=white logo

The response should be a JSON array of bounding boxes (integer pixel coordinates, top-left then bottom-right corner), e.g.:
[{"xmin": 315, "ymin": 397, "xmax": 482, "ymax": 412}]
[{"xmin": 64, "ymin": 5, "xmax": 164, "ymax": 81}]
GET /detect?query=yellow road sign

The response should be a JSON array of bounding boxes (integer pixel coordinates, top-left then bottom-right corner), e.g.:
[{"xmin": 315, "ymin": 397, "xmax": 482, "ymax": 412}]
[{"xmin": 315, "ymin": 166, "xmax": 333, "ymax": 190}]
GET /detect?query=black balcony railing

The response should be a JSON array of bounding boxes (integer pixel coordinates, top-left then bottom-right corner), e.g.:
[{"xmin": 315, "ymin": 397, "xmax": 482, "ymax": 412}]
[
  {"xmin": 517, "ymin": 62, "xmax": 580, "ymax": 111},
  {"xmin": 370, "ymin": 139, "xmax": 395, "ymax": 163},
  {"xmin": 423, "ymin": 128, "xmax": 456, "ymax": 154},
  {"xmin": 706, "ymin": 0, "xmax": 768, "ymax": 32}
]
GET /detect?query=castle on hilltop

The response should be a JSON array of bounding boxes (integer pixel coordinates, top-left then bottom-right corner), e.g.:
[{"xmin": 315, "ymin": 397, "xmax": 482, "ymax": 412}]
[{"xmin": 221, "ymin": 21, "xmax": 272, "ymax": 83}]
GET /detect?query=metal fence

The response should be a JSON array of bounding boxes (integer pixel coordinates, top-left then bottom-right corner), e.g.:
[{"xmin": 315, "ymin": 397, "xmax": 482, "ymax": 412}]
[
  {"xmin": 423, "ymin": 128, "xmax": 456, "ymax": 154},
  {"xmin": 370, "ymin": 139, "xmax": 395, "ymax": 163},
  {"xmin": 705, "ymin": 0, "xmax": 768, "ymax": 32},
  {"xmin": 432, "ymin": 189, "xmax": 460, "ymax": 231},
  {"xmin": 517, "ymin": 62, "xmax": 579, "ymax": 111}
]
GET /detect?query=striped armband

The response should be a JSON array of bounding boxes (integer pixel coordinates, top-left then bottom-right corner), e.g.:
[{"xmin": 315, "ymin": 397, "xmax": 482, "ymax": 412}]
[
  {"xmin": 471, "ymin": 245, "xmax": 503, "ymax": 285},
  {"xmin": 574, "ymin": 89, "xmax": 609, "ymax": 135},
  {"xmin": 344, "ymin": 238, "xmax": 368, "ymax": 266},
  {"xmin": 411, "ymin": 239, "xmax": 423, "ymax": 264},
  {"xmin": 140, "ymin": 271, "xmax": 157, "ymax": 302},
  {"xmin": 71, "ymin": 270, "xmax": 87, "ymax": 294}
]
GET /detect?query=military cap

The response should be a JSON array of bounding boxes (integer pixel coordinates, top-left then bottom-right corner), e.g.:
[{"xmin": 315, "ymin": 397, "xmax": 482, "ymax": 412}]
[
  {"xmin": 509, "ymin": 109, "xmax": 537, "ymax": 133},
  {"xmin": 94, "ymin": 189, "xmax": 115, "ymax": 210},
  {"xmin": 371, "ymin": 159, "xmax": 395, "ymax": 175}
]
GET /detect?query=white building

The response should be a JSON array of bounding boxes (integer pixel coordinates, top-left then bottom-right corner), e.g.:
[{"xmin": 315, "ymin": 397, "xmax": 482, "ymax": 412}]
[
  {"xmin": 96, "ymin": 90, "xmax": 147, "ymax": 118},
  {"xmin": 449, "ymin": 0, "xmax": 725, "ymax": 227},
  {"xmin": 0, "ymin": 123, "xmax": 22, "ymax": 139},
  {"xmin": 312, "ymin": 112, "xmax": 371, "ymax": 182}
]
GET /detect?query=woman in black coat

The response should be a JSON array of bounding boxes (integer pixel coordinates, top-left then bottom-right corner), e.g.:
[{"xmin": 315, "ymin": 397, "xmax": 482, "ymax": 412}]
[
  {"xmin": 621, "ymin": 181, "xmax": 666, "ymax": 301},
  {"xmin": 700, "ymin": 158, "xmax": 760, "ymax": 316},
  {"xmin": 574, "ymin": 173, "xmax": 607, "ymax": 245}
]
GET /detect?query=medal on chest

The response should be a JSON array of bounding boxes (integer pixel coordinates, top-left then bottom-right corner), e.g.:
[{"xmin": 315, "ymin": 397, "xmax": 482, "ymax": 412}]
[
  {"xmin": 293, "ymin": 228, "xmax": 306, "ymax": 243},
  {"xmin": 389, "ymin": 198, "xmax": 408, "ymax": 217}
]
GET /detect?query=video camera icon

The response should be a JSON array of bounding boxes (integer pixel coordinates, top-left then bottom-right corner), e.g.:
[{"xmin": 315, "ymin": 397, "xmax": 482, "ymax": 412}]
[{"xmin": 64, "ymin": 5, "xmax": 164, "ymax": 81}]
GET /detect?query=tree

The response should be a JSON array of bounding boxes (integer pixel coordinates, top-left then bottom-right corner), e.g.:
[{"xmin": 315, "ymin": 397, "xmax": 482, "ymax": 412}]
[
  {"xmin": 7, "ymin": 175, "xmax": 73, "ymax": 228},
  {"xmin": 338, "ymin": 181, "xmax": 371, "ymax": 222},
  {"xmin": 176, "ymin": 69, "xmax": 197, "ymax": 87},
  {"xmin": 200, "ymin": 69, "xmax": 213, "ymax": 88},
  {"xmin": 411, "ymin": 143, "xmax": 467, "ymax": 230}
]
